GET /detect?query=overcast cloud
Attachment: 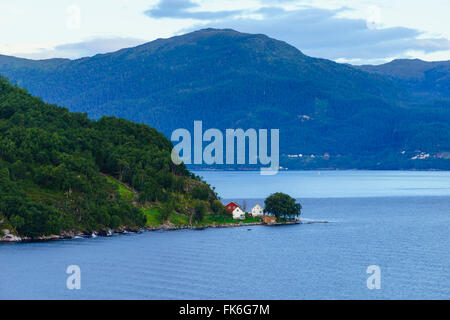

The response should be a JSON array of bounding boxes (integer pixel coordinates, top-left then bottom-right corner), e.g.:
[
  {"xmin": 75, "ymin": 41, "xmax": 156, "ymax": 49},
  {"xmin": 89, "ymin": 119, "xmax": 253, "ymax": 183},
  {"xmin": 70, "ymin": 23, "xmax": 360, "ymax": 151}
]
[
  {"xmin": 156, "ymin": 2, "xmax": 450, "ymax": 64},
  {"xmin": 2, "ymin": 0, "xmax": 449, "ymax": 64},
  {"xmin": 144, "ymin": 0, "xmax": 242, "ymax": 20}
]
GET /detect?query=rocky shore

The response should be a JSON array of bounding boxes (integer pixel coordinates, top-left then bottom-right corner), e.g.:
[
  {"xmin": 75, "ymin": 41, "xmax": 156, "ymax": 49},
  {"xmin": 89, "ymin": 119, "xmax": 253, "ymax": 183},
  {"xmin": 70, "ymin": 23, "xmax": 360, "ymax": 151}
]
[
  {"xmin": 0, "ymin": 223, "xmax": 259, "ymax": 243},
  {"xmin": 0, "ymin": 218, "xmax": 327, "ymax": 243}
]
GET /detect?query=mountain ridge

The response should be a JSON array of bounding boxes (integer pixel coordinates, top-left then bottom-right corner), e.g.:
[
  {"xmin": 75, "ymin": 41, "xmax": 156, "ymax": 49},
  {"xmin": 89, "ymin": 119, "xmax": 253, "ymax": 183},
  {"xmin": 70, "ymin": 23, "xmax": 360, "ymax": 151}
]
[
  {"xmin": 0, "ymin": 28, "xmax": 449, "ymax": 169},
  {"xmin": 356, "ymin": 58, "xmax": 450, "ymax": 101},
  {"xmin": 357, "ymin": 58, "xmax": 450, "ymax": 80}
]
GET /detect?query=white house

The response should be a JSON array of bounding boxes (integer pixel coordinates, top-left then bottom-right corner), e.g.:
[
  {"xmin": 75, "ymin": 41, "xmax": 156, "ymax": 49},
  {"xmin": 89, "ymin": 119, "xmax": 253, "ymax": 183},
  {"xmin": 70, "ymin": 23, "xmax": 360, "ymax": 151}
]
[
  {"xmin": 251, "ymin": 204, "xmax": 264, "ymax": 217},
  {"xmin": 232, "ymin": 207, "xmax": 246, "ymax": 220}
]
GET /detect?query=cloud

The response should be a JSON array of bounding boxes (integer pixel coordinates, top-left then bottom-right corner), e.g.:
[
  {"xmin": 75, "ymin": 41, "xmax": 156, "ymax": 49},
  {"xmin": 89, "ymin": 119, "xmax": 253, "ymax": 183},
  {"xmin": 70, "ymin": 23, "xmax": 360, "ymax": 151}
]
[
  {"xmin": 12, "ymin": 4, "xmax": 450, "ymax": 63},
  {"xmin": 144, "ymin": 0, "xmax": 241, "ymax": 20},
  {"xmin": 14, "ymin": 37, "xmax": 147, "ymax": 60},
  {"xmin": 175, "ymin": 6, "xmax": 450, "ymax": 63}
]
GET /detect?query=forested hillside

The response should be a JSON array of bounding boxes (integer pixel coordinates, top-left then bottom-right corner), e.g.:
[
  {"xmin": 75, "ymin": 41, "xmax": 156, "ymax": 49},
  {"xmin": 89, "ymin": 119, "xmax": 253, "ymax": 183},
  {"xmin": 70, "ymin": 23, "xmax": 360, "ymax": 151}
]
[
  {"xmin": 0, "ymin": 29, "xmax": 449, "ymax": 169},
  {"xmin": 0, "ymin": 77, "xmax": 222, "ymax": 240}
]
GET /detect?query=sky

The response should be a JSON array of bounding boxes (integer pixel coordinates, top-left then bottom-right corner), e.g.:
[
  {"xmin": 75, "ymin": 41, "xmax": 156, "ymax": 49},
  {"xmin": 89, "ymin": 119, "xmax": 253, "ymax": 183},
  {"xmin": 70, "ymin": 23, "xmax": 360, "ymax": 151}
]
[{"xmin": 1, "ymin": 0, "xmax": 449, "ymax": 65}]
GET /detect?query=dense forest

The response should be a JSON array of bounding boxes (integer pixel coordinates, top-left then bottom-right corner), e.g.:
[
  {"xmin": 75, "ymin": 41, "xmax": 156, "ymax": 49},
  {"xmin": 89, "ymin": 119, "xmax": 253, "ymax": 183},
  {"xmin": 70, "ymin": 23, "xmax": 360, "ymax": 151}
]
[
  {"xmin": 0, "ymin": 76, "xmax": 230, "ymax": 240},
  {"xmin": 0, "ymin": 28, "xmax": 449, "ymax": 170}
]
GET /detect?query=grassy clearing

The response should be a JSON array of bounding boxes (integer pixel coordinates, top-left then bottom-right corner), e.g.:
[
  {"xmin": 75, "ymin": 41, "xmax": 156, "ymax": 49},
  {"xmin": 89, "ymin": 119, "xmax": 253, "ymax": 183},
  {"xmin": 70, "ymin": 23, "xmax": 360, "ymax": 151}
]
[
  {"xmin": 142, "ymin": 207, "xmax": 162, "ymax": 227},
  {"xmin": 169, "ymin": 212, "xmax": 190, "ymax": 227},
  {"xmin": 200, "ymin": 213, "xmax": 261, "ymax": 226},
  {"xmin": 103, "ymin": 175, "xmax": 134, "ymax": 200},
  {"xmin": 142, "ymin": 206, "xmax": 190, "ymax": 227},
  {"xmin": 142, "ymin": 205, "xmax": 260, "ymax": 228}
]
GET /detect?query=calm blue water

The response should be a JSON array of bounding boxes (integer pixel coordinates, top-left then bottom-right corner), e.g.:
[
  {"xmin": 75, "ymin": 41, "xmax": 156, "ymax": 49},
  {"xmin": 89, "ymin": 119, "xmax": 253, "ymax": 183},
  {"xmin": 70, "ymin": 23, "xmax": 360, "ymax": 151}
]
[
  {"xmin": 196, "ymin": 170, "xmax": 450, "ymax": 199},
  {"xmin": 1, "ymin": 171, "xmax": 449, "ymax": 299}
]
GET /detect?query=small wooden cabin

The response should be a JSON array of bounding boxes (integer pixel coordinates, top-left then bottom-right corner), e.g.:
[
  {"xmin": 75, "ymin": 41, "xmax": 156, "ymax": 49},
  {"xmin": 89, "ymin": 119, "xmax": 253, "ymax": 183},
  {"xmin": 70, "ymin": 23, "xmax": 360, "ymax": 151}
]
[{"xmin": 262, "ymin": 215, "xmax": 277, "ymax": 224}]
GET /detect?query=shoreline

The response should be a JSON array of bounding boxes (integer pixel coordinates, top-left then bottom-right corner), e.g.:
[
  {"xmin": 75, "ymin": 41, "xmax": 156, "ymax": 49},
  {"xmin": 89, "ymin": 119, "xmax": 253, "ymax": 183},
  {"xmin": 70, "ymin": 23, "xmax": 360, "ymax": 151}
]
[
  {"xmin": 190, "ymin": 168, "xmax": 450, "ymax": 172},
  {"xmin": 0, "ymin": 219, "xmax": 327, "ymax": 244}
]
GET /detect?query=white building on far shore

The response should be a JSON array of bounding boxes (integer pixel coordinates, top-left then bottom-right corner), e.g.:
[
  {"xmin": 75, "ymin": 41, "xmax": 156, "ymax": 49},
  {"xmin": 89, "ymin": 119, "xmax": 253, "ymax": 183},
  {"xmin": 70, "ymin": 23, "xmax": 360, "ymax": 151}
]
[
  {"xmin": 251, "ymin": 204, "xmax": 264, "ymax": 217},
  {"xmin": 232, "ymin": 207, "xmax": 246, "ymax": 220}
]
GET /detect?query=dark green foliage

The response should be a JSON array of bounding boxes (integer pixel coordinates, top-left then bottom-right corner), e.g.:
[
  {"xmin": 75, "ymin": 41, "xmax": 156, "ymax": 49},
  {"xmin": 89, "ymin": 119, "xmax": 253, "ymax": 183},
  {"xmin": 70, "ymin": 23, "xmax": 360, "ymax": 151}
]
[
  {"xmin": 191, "ymin": 186, "xmax": 210, "ymax": 201},
  {"xmin": 264, "ymin": 192, "xmax": 302, "ymax": 220},
  {"xmin": 193, "ymin": 201, "xmax": 207, "ymax": 223},
  {"xmin": 160, "ymin": 201, "xmax": 173, "ymax": 223},
  {"xmin": 211, "ymin": 199, "xmax": 225, "ymax": 214},
  {"xmin": 209, "ymin": 199, "xmax": 229, "ymax": 221},
  {"xmin": 110, "ymin": 215, "xmax": 122, "ymax": 229},
  {"xmin": 172, "ymin": 176, "xmax": 185, "ymax": 193},
  {"xmin": 0, "ymin": 192, "xmax": 62, "ymax": 238},
  {"xmin": 0, "ymin": 76, "xmax": 200, "ymax": 238}
]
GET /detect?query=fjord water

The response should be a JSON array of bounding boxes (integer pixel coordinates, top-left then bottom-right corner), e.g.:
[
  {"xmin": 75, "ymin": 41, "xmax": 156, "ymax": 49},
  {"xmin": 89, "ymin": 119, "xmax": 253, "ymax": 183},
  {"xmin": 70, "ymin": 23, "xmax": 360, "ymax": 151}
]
[{"xmin": 1, "ymin": 171, "xmax": 449, "ymax": 299}]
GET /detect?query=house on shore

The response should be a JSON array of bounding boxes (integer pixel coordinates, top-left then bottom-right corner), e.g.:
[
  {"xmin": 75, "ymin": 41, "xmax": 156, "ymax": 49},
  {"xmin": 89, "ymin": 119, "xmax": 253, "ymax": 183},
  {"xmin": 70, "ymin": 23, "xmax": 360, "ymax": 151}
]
[
  {"xmin": 225, "ymin": 201, "xmax": 240, "ymax": 213},
  {"xmin": 232, "ymin": 207, "xmax": 246, "ymax": 220},
  {"xmin": 251, "ymin": 204, "xmax": 264, "ymax": 217}
]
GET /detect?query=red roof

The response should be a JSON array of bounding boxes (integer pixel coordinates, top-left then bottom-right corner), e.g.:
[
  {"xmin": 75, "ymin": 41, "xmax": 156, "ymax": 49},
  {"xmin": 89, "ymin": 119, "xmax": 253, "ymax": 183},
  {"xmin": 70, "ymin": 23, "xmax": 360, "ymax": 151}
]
[{"xmin": 225, "ymin": 202, "xmax": 239, "ymax": 213}]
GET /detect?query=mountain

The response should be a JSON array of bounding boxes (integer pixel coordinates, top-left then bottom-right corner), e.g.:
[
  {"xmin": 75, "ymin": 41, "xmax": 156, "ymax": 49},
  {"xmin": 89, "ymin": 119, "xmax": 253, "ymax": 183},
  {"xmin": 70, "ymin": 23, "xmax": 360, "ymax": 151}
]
[
  {"xmin": 0, "ymin": 29, "xmax": 449, "ymax": 169},
  {"xmin": 0, "ymin": 76, "xmax": 223, "ymax": 241},
  {"xmin": 357, "ymin": 59, "xmax": 450, "ymax": 101}
]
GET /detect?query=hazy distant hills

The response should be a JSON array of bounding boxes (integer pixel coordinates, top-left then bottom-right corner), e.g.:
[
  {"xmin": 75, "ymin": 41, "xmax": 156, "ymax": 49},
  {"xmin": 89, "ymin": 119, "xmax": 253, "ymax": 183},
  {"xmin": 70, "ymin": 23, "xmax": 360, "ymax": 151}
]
[
  {"xmin": 1, "ymin": 29, "xmax": 449, "ymax": 169},
  {"xmin": 357, "ymin": 59, "xmax": 450, "ymax": 101}
]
